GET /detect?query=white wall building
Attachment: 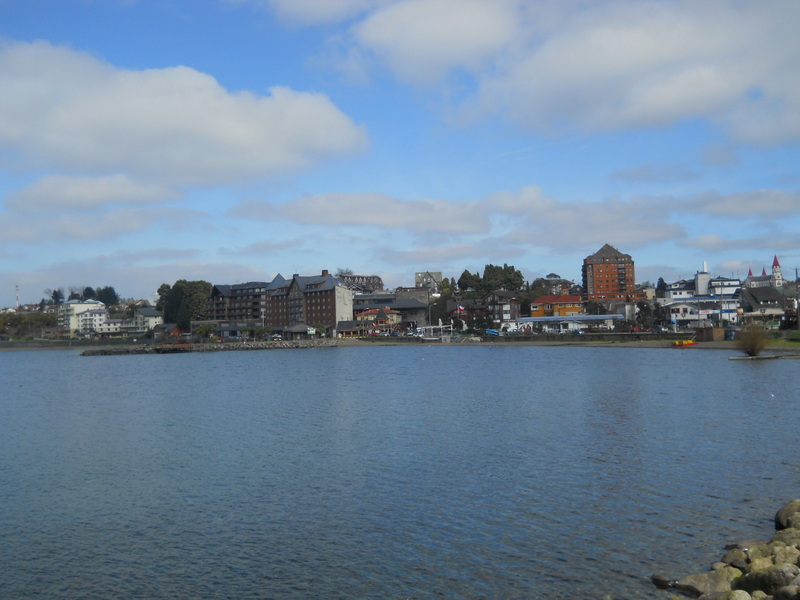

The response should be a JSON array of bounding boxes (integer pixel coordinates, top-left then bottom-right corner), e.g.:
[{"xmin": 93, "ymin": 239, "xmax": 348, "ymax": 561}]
[{"xmin": 663, "ymin": 263, "xmax": 742, "ymax": 326}]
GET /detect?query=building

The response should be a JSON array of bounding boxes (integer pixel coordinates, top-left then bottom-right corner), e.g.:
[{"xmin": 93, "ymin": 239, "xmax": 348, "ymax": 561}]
[
  {"xmin": 744, "ymin": 256, "xmax": 784, "ymax": 289},
  {"xmin": 582, "ymin": 244, "xmax": 645, "ymax": 302},
  {"xmin": 355, "ymin": 308, "xmax": 401, "ymax": 333},
  {"xmin": 337, "ymin": 273, "xmax": 384, "ymax": 293},
  {"xmin": 207, "ymin": 281, "xmax": 277, "ymax": 322},
  {"xmin": 663, "ymin": 263, "xmax": 742, "ymax": 327},
  {"xmin": 204, "ymin": 271, "xmax": 354, "ymax": 339},
  {"xmin": 264, "ymin": 271, "xmax": 352, "ymax": 336},
  {"xmin": 415, "ymin": 271, "xmax": 443, "ymax": 294},
  {"xmin": 353, "ymin": 290, "xmax": 429, "ymax": 328},
  {"xmin": 58, "ymin": 299, "xmax": 107, "ymax": 335},
  {"xmin": 484, "ymin": 291, "xmax": 521, "ymax": 328},
  {"xmin": 739, "ymin": 286, "xmax": 789, "ymax": 328},
  {"xmin": 529, "ymin": 295, "xmax": 584, "ymax": 318}
]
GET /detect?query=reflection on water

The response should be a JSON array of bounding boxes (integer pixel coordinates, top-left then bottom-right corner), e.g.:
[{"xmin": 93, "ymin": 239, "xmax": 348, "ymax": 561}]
[{"xmin": 1, "ymin": 345, "xmax": 799, "ymax": 599}]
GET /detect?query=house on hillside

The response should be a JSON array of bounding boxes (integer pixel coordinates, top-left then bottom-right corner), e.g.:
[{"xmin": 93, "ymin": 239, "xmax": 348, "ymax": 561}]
[
  {"xmin": 529, "ymin": 295, "xmax": 584, "ymax": 318},
  {"xmin": 739, "ymin": 286, "xmax": 788, "ymax": 328}
]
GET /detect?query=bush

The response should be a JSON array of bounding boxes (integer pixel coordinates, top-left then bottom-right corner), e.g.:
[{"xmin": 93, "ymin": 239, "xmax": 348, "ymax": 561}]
[{"xmin": 736, "ymin": 325, "xmax": 767, "ymax": 356}]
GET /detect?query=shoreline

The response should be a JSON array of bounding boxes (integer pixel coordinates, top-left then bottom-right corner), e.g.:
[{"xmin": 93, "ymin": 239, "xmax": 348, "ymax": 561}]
[
  {"xmin": 653, "ymin": 499, "xmax": 800, "ymax": 598},
  {"xmin": 3, "ymin": 335, "xmax": 800, "ymax": 357}
]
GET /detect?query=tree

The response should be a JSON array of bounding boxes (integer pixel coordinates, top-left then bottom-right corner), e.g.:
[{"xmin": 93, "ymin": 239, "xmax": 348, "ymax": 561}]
[
  {"xmin": 635, "ymin": 301, "xmax": 654, "ymax": 329},
  {"xmin": 656, "ymin": 278, "xmax": 667, "ymax": 298},
  {"xmin": 458, "ymin": 270, "xmax": 480, "ymax": 291},
  {"xmin": 585, "ymin": 301, "xmax": 608, "ymax": 315},
  {"xmin": 95, "ymin": 286, "xmax": 119, "ymax": 307},
  {"xmin": 157, "ymin": 280, "xmax": 212, "ymax": 330},
  {"xmin": 47, "ymin": 288, "xmax": 64, "ymax": 305},
  {"xmin": 82, "ymin": 286, "xmax": 96, "ymax": 300},
  {"xmin": 193, "ymin": 323, "xmax": 215, "ymax": 340}
]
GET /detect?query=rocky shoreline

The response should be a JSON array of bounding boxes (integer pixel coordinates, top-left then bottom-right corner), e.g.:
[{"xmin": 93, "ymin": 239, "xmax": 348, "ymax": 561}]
[
  {"xmin": 653, "ymin": 499, "xmax": 800, "ymax": 599},
  {"xmin": 81, "ymin": 339, "xmax": 340, "ymax": 355}
]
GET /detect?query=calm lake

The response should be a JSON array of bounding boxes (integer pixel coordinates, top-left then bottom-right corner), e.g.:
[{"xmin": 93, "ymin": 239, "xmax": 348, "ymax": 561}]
[{"xmin": 1, "ymin": 344, "xmax": 798, "ymax": 599}]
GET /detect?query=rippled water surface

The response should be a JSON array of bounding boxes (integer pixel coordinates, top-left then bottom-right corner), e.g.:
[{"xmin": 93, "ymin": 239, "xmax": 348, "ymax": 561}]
[{"xmin": 2, "ymin": 345, "xmax": 799, "ymax": 599}]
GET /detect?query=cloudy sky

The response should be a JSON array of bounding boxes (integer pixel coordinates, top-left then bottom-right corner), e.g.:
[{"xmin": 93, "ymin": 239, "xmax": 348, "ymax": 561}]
[{"xmin": 2, "ymin": 0, "xmax": 799, "ymax": 307}]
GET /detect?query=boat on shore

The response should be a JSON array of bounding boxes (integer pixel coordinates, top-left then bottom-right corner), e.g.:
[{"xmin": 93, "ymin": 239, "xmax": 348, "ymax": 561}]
[{"xmin": 672, "ymin": 339, "xmax": 698, "ymax": 347}]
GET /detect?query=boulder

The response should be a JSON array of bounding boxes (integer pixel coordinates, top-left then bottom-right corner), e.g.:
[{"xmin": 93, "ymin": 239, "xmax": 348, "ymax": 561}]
[
  {"xmin": 776, "ymin": 500, "xmax": 800, "ymax": 531},
  {"xmin": 773, "ymin": 545, "xmax": 800, "ymax": 566},
  {"xmin": 774, "ymin": 586, "xmax": 800, "ymax": 600},
  {"xmin": 734, "ymin": 564, "xmax": 800, "ymax": 595},
  {"xmin": 652, "ymin": 573, "xmax": 677, "ymax": 589},
  {"xmin": 722, "ymin": 548, "xmax": 749, "ymax": 570},
  {"xmin": 676, "ymin": 566, "xmax": 742, "ymax": 597},
  {"xmin": 699, "ymin": 591, "xmax": 753, "ymax": 600},
  {"xmin": 774, "ymin": 528, "xmax": 800, "ymax": 547}
]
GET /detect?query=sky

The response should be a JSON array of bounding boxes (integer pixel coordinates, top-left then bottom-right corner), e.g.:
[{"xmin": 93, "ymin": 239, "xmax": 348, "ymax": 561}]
[{"xmin": 1, "ymin": 0, "xmax": 800, "ymax": 307}]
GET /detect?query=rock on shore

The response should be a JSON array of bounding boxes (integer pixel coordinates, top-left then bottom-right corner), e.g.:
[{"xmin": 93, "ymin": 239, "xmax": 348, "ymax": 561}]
[
  {"xmin": 82, "ymin": 339, "xmax": 338, "ymax": 356},
  {"xmin": 653, "ymin": 499, "xmax": 800, "ymax": 599}
]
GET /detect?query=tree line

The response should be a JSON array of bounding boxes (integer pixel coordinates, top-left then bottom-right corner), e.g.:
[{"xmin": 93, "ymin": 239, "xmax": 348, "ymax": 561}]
[{"xmin": 43, "ymin": 286, "xmax": 120, "ymax": 307}]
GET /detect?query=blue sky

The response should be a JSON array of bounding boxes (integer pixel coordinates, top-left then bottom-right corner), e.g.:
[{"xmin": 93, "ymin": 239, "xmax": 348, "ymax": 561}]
[{"xmin": 2, "ymin": 0, "xmax": 799, "ymax": 307}]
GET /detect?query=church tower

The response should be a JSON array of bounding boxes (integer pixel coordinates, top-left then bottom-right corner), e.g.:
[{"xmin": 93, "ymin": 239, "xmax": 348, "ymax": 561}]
[{"xmin": 772, "ymin": 255, "xmax": 784, "ymax": 288}]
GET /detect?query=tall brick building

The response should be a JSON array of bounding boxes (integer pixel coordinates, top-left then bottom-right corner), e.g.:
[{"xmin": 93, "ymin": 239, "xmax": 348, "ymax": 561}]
[
  {"xmin": 582, "ymin": 244, "xmax": 645, "ymax": 302},
  {"xmin": 206, "ymin": 270, "xmax": 353, "ymax": 336}
]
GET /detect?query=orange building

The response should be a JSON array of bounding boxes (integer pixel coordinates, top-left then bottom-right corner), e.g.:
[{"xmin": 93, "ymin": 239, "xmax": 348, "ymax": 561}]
[
  {"xmin": 582, "ymin": 244, "xmax": 646, "ymax": 302},
  {"xmin": 529, "ymin": 295, "xmax": 584, "ymax": 317}
]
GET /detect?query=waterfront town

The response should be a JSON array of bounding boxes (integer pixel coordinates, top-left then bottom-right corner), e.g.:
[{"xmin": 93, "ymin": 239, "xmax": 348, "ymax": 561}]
[{"xmin": 2, "ymin": 244, "xmax": 798, "ymax": 342}]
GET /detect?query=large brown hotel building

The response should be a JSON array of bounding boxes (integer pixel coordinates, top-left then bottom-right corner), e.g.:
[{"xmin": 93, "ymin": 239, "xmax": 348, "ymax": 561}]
[{"xmin": 582, "ymin": 244, "xmax": 646, "ymax": 302}]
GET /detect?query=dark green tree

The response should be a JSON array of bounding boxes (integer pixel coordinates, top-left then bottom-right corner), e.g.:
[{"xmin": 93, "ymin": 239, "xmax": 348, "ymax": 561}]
[
  {"xmin": 157, "ymin": 280, "xmax": 212, "ymax": 330},
  {"xmin": 585, "ymin": 301, "xmax": 608, "ymax": 315},
  {"xmin": 95, "ymin": 286, "xmax": 119, "ymax": 306},
  {"xmin": 656, "ymin": 277, "xmax": 667, "ymax": 298},
  {"xmin": 635, "ymin": 301, "xmax": 654, "ymax": 329},
  {"xmin": 82, "ymin": 286, "xmax": 96, "ymax": 300},
  {"xmin": 458, "ymin": 270, "xmax": 480, "ymax": 291}
]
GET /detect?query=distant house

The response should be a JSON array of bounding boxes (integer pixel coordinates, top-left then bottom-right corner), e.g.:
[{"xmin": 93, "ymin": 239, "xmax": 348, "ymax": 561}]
[
  {"xmin": 445, "ymin": 291, "xmax": 520, "ymax": 331},
  {"xmin": 354, "ymin": 289, "xmax": 429, "ymax": 328},
  {"xmin": 355, "ymin": 307, "xmax": 401, "ymax": 333},
  {"xmin": 529, "ymin": 295, "xmax": 584, "ymax": 318},
  {"xmin": 739, "ymin": 286, "xmax": 788, "ymax": 328},
  {"xmin": 132, "ymin": 305, "xmax": 163, "ymax": 332},
  {"xmin": 484, "ymin": 291, "xmax": 521, "ymax": 328}
]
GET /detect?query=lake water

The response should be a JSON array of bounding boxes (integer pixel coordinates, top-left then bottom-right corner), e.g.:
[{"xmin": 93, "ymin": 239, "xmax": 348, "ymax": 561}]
[{"xmin": 1, "ymin": 344, "xmax": 799, "ymax": 599}]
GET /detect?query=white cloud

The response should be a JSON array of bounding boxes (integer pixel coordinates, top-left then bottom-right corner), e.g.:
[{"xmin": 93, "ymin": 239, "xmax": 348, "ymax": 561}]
[
  {"xmin": 6, "ymin": 174, "xmax": 179, "ymax": 212},
  {"xmin": 611, "ymin": 163, "xmax": 698, "ymax": 183},
  {"xmin": 682, "ymin": 233, "xmax": 799, "ymax": 253},
  {"xmin": 331, "ymin": 0, "xmax": 800, "ymax": 143},
  {"xmin": 0, "ymin": 41, "xmax": 368, "ymax": 187},
  {"xmin": 354, "ymin": 0, "xmax": 518, "ymax": 83},
  {"xmin": 227, "ymin": 0, "xmax": 384, "ymax": 24},
  {"xmin": 0, "ymin": 206, "xmax": 203, "ymax": 243},
  {"xmin": 468, "ymin": 1, "xmax": 800, "ymax": 141},
  {"xmin": 685, "ymin": 190, "xmax": 800, "ymax": 217},
  {"xmin": 235, "ymin": 191, "xmax": 491, "ymax": 233},
  {"xmin": 380, "ymin": 241, "xmax": 504, "ymax": 264}
]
